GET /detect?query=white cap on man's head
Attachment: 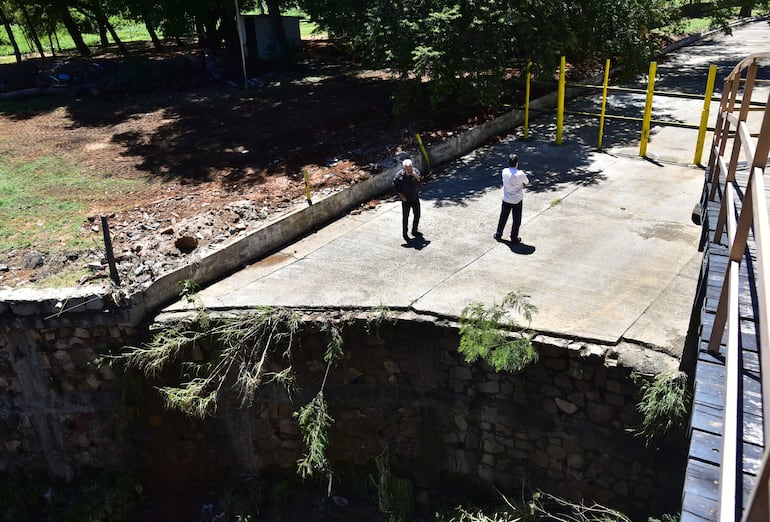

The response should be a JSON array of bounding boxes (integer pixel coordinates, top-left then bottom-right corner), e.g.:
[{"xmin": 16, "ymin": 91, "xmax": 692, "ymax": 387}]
[{"xmin": 402, "ymin": 158, "xmax": 412, "ymax": 167}]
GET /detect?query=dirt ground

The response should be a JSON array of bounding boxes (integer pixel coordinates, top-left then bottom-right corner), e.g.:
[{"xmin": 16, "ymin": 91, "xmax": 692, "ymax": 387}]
[{"xmin": 0, "ymin": 40, "xmax": 505, "ymax": 292}]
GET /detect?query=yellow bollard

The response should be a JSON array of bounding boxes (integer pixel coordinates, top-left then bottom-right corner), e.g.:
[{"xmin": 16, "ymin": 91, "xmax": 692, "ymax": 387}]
[
  {"xmin": 524, "ymin": 60, "xmax": 532, "ymax": 140},
  {"xmin": 556, "ymin": 56, "xmax": 565, "ymax": 145},
  {"xmin": 693, "ymin": 64, "xmax": 718, "ymax": 166},
  {"xmin": 303, "ymin": 169, "xmax": 312, "ymax": 205},
  {"xmin": 415, "ymin": 133, "xmax": 430, "ymax": 172},
  {"xmin": 597, "ymin": 58, "xmax": 611, "ymax": 151},
  {"xmin": 639, "ymin": 61, "xmax": 657, "ymax": 157}
]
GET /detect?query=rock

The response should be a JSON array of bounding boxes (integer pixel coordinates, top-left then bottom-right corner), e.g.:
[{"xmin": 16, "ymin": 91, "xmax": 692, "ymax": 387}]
[{"xmin": 21, "ymin": 252, "xmax": 44, "ymax": 269}]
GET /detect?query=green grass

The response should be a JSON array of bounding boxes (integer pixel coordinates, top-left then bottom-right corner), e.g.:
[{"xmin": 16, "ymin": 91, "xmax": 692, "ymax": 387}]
[
  {"xmin": 0, "ymin": 20, "xmax": 151, "ymax": 58},
  {"xmin": 0, "ymin": 154, "xmax": 139, "ymax": 252}
]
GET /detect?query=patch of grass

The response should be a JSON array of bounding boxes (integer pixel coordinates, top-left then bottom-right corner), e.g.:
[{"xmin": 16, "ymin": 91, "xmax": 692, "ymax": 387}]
[
  {"xmin": 35, "ymin": 265, "xmax": 91, "ymax": 288},
  {"xmin": 0, "ymin": 154, "xmax": 139, "ymax": 251},
  {"xmin": 549, "ymin": 198, "xmax": 562, "ymax": 207}
]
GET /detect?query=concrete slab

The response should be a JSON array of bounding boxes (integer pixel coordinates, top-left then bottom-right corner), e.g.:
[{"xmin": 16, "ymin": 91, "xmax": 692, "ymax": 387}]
[{"xmin": 162, "ymin": 20, "xmax": 770, "ymax": 357}]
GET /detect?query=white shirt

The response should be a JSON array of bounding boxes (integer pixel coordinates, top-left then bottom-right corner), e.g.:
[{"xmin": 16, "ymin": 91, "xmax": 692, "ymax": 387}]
[{"xmin": 501, "ymin": 167, "xmax": 529, "ymax": 204}]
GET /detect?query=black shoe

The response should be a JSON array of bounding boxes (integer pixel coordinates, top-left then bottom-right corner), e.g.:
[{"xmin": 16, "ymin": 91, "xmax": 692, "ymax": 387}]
[
  {"xmin": 493, "ymin": 234, "xmax": 502, "ymax": 242},
  {"xmin": 512, "ymin": 237, "xmax": 521, "ymax": 244}
]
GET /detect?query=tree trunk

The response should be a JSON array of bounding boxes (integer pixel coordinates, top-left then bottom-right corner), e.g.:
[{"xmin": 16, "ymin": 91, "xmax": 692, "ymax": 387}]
[
  {"xmin": 85, "ymin": 1, "xmax": 129, "ymax": 54},
  {"xmin": 47, "ymin": 31, "xmax": 57, "ymax": 56},
  {"xmin": 739, "ymin": 1, "xmax": 753, "ymax": 17},
  {"xmin": 0, "ymin": 6, "xmax": 22, "ymax": 63},
  {"xmin": 195, "ymin": 17, "xmax": 207, "ymax": 47},
  {"xmin": 142, "ymin": 11, "xmax": 163, "ymax": 52},
  {"xmin": 97, "ymin": 19, "xmax": 109, "ymax": 46},
  {"xmin": 55, "ymin": 1, "xmax": 91, "ymax": 56},
  {"xmin": 102, "ymin": 15, "xmax": 129, "ymax": 55},
  {"xmin": 21, "ymin": 7, "xmax": 45, "ymax": 58},
  {"xmin": 219, "ymin": 0, "xmax": 240, "ymax": 54},
  {"xmin": 265, "ymin": 0, "xmax": 288, "ymax": 57}
]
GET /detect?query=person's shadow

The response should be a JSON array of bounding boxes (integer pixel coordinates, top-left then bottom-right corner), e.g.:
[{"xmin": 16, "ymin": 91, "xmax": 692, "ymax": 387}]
[
  {"xmin": 402, "ymin": 234, "xmax": 431, "ymax": 250},
  {"xmin": 498, "ymin": 239, "xmax": 535, "ymax": 254}
]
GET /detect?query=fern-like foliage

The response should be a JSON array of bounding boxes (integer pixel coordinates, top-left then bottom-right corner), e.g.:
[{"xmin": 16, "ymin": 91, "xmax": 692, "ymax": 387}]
[
  {"xmin": 635, "ymin": 371, "xmax": 691, "ymax": 444},
  {"xmin": 458, "ymin": 291, "xmax": 538, "ymax": 372},
  {"xmin": 294, "ymin": 392, "xmax": 333, "ymax": 479},
  {"xmin": 116, "ymin": 307, "xmax": 300, "ymax": 417}
]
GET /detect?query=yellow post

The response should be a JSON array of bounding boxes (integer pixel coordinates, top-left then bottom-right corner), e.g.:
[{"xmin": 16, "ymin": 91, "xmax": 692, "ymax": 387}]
[
  {"xmin": 415, "ymin": 133, "xmax": 430, "ymax": 171},
  {"xmin": 524, "ymin": 59, "xmax": 531, "ymax": 140},
  {"xmin": 693, "ymin": 64, "xmax": 718, "ymax": 166},
  {"xmin": 303, "ymin": 169, "xmax": 312, "ymax": 205},
  {"xmin": 556, "ymin": 56, "xmax": 565, "ymax": 145},
  {"xmin": 597, "ymin": 58, "xmax": 611, "ymax": 151},
  {"xmin": 639, "ymin": 61, "xmax": 657, "ymax": 157}
]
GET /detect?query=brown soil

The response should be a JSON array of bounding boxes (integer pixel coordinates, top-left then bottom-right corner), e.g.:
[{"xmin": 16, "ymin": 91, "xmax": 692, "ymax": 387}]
[{"xmin": 0, "ymin": 40, "xmax": 501, "ymax": 292}]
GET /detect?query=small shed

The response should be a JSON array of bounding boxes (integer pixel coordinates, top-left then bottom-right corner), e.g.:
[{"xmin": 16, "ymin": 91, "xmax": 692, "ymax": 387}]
[{"xmin": 238, "ymin": 15, "xmax": 301, "ymax": 60}]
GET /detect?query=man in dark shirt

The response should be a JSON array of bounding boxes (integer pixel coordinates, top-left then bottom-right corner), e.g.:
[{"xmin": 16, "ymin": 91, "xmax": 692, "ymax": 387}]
[{"xmin": 393, "ymin": 158, "xmax": 422, "ymax": 242}]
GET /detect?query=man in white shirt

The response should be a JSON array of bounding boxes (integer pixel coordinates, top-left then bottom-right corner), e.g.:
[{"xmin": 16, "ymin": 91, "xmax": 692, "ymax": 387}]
[{"xmin": 494, "ymin": 153, "xmax": 529, "ymax": 244}]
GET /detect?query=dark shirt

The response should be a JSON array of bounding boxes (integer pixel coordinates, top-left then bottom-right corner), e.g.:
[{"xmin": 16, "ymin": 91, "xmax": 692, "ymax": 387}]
[{"xmin": 394, "ymin": 168, "xmax": 421, "ymax": 201}]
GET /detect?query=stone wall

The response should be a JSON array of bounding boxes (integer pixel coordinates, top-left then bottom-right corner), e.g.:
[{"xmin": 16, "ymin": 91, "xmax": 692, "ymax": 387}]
[
  {"xmin": 0, "ymin": 288, "xmax": 136, "ymax": 481},
  {"xmin": 0, "ymin": 296, "xmax": 683, "ymax": 518},
  {"xmin": 137, "ymin": 311, "xmax": 683, "ymax": 519}
]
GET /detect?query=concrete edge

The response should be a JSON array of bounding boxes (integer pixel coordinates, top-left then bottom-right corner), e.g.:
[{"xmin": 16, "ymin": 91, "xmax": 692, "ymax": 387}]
[{"xmin": 151, "ymin": 307, "xmax": 681, "ymax": 375}]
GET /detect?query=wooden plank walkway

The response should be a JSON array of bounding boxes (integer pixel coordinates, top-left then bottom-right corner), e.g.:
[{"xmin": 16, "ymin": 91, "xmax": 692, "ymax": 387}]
[{"xmin": 682, "ymin": 168, "xmax": 766, "ymax": 521}]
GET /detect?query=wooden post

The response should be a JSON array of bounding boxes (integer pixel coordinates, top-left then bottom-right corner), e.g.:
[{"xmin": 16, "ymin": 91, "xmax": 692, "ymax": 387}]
[{"xmin": 100, "ymin": 215, "xmax": 121, "ymax": 286}]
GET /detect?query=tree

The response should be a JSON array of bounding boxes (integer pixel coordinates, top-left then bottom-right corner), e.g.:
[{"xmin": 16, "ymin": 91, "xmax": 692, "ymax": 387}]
[
  {"xmin": 0, "ymin": 4, "xmax": 22, "ymax": 63},
  {"xmin": 74, "ymin": 0, "xmax": 129, "ymax": 55},
  {"xmin": 298, "ymin": 0, "xmax": 673, "ymax": 113},
  {"xmin": 709, "ymin": 0, "xmax": 770, "ymax": 33},
  {"xmin": 51, "ymin": 0, "xmax": 91, "ymax": 56},
  {"xmin": 19, "ymin": 4, "xmax": 45, "ymax": 57}
]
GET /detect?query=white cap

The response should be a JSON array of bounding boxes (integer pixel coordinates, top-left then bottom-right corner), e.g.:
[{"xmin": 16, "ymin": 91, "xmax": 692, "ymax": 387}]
[{"xmin": 402, "ymin": 159, "xmax": 412, "ymax": 167}]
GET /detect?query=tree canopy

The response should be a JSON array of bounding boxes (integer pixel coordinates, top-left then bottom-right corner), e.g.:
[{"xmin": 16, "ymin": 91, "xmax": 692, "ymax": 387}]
[
  {"xmin": 298, "ymin": 0, "xmax": 674, "ymax": 112},
  {"xmin": 2, "ymin": 1, "xmax": 764, "ymax": 111}
]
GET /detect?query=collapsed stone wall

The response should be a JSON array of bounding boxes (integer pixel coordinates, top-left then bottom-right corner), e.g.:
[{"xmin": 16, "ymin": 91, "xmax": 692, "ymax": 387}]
[{"xmin": 0, "ymin": 302, "xmax": 684, "ymax": 518}]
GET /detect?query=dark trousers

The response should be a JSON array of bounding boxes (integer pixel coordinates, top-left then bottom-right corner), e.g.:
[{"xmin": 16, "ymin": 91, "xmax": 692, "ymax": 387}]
[
  {"xmin": 496, "ymin": 200, "xmax": 522, "ymax": 239},
  {"xmin": 402, "ymin": 199, "xmax": 421, "ymax": 235}
]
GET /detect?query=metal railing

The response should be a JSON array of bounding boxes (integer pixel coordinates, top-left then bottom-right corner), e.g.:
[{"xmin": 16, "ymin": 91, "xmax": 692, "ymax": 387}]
[{"xmin": 705, "ymin": 52, "xmax": 770, "ymax": 522}]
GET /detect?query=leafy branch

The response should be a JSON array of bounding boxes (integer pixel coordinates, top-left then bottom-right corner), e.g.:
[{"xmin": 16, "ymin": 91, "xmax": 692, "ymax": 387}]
[
  {"xmin": 294, "ymin": 318, "xmax": 346, "ymax": 485},
  {"xmin": 458, "ymin": 291, "xmax": 538, "ymax": 373},
  {"xmin": 634, "ymin": 370, "xmax": 691, "ymax": 445},
  {"xmin": 116, "ymin": 306, "xmax": 300, "ymax": 418}
]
